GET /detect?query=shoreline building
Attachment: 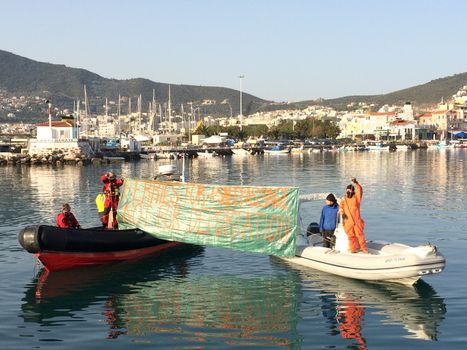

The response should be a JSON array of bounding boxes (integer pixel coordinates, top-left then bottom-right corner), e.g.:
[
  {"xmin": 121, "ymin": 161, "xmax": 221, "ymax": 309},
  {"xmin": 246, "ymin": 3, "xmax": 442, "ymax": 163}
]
[{"xmin": 28, "ymin": 115, "xmax": 93, "ymax": 157}]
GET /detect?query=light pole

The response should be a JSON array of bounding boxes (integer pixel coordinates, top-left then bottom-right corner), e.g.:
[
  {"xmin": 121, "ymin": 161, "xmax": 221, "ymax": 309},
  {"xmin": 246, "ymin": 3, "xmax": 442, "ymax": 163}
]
[{"xmin": 239, "ymin": 75, "xmax": 244, "ymax": 131}]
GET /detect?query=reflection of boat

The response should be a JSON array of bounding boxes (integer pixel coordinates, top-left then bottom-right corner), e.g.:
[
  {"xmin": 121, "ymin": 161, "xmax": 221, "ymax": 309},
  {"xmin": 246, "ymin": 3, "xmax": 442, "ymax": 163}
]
[
  {"xmin": 283, "ymin": 226, "xmax": 445, "ymax": 285},
  {"xmin": 21, "ymin": 247, "xmax": 302, "ymax": 346},
  {"xmin": 18, "ymin": 225, "xmax": 183, "ymax": 271},
  {"xmin": 272, "ymin": 258, "xmax": 446, "ymax": 342},
  {"xmin": 21, "ymin": 245, "xmax": 204, "ymax": 321}
]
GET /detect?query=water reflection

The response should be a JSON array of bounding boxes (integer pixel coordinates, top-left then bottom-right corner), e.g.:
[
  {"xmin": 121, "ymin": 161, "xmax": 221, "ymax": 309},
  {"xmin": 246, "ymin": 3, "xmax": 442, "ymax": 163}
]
[
  {"xmin": 20, "ymin": 247, "xmax": 303, "ymax": 347},
  {"xmin": 272, "ymin": 259, "xmax": 446, "ymax": 347},
  {"xmin": 20, "ymin": 245, "xmax": 445, "ymax": 348}
]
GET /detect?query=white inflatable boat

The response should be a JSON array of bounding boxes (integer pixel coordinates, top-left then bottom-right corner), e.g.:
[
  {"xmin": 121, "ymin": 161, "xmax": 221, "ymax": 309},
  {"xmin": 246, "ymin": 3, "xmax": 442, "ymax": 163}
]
[{"xmin": 282, "ymin": 194, "xmax": 446, "ymax": 285}]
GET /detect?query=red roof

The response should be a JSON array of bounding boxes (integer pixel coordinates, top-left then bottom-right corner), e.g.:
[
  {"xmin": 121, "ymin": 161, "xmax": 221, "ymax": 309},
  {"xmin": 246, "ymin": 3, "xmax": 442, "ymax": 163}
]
[
  {"xmin": 431, "ymin": 110, "xmax": 448, "ymax": 115},
  {"xmin": 36, "ymin": 121, "xmax": 73, "ymax": 127},
  {"xmin": 391, "ymin": 120, "xmax": 410, "ymax": 125},
  {"xmin": 369, "ymin": 112, "xmax": 397, "ymax": 116}
]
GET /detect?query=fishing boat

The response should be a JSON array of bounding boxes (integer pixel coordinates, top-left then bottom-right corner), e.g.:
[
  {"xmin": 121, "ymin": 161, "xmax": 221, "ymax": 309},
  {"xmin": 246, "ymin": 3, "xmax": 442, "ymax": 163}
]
[
  {"xmin": 281, "ymin": 219, "xmax": 445, "ymax": 285},
  {"xmin": 18, "ymin": 225, "xmax": 183, "ymax": 271}
]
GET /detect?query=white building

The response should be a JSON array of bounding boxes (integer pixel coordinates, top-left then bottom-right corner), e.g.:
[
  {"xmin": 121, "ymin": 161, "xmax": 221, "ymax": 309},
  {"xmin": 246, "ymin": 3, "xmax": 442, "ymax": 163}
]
[{"xmin": 28, "ymin": 119, "xmax": 93, "ymax": 157}]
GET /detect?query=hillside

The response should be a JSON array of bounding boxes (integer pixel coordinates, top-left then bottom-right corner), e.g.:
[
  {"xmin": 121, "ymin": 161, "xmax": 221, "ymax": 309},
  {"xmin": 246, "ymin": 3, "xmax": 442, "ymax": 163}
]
[
  {"xmin": 300, "ymin": 73, "xmax": 467, "ymax": 111},
  {"xmin": 0, "ymin": 49, "xmax": 269, "ymax": 120},
  {"xmin": 1, "ymin": 49, "xmax": 466, "ymax": 122}
]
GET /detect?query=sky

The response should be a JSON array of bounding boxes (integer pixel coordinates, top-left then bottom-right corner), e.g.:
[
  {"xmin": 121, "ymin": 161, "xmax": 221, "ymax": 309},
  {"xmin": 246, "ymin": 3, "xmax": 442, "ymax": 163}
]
[{"xmin": 1, "ymin": 0, "xmax": 466, "ymax": 102}]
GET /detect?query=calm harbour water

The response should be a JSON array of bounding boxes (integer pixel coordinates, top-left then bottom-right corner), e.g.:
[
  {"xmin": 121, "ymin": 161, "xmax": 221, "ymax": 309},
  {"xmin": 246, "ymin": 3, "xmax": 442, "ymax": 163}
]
[{"xmin": 1, "ymin": 149, "xmax": 466, "ymax": 349}]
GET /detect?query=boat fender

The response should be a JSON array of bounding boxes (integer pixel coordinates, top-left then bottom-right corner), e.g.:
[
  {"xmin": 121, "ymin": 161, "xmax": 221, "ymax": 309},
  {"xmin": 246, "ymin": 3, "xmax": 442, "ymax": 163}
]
[{"xmin": 18, "ymin": 225, "xmax": 41, "ymax": 253}]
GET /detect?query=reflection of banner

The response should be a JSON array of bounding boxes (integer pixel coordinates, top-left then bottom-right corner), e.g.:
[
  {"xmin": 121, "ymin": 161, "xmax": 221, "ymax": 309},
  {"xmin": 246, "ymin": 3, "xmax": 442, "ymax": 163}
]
[
  {"xmin": 118, "ymin": 275, "xmax": 300, "ymax": 342},
  {"xmin": 118, "ymin": 179, "xmax": 299, "ymax": 257}
]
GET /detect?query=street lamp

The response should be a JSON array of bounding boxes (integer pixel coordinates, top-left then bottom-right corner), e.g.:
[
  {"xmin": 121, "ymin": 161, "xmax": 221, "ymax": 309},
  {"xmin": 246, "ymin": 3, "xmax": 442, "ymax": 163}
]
[{"xmin": 239, "ymin": 75, "xmax": 244, "ymax": 131}]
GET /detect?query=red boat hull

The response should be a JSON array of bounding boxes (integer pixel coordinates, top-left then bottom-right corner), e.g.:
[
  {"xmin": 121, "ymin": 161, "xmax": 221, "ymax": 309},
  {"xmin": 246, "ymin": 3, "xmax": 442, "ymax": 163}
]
[{"xmin": 36, "ymin": 241, "xmax": 183, "ymax": 272}]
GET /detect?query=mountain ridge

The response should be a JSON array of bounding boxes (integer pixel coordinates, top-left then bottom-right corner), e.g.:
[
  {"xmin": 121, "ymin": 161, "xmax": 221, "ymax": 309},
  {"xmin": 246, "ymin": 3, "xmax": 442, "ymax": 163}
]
[
  {"xmin": 0, "ymin": 49, "xmax": 466, "ymax": 121},
  {"xmin": 0, "ymin": 49, "xmax": 269, "ymax": 119}
]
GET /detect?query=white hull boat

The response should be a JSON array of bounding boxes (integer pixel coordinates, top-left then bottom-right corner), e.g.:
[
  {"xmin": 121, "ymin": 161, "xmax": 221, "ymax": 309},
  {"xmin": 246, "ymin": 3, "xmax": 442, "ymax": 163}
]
[
  {"xmin": 103, "ymin": 156, "xmax": 125, "ymax": 162},
  {"xmin": 197, "ymin": 150, "xmax": 217, "ymax": 158},
  {"xmin": 367, "ymin": 145, "xmax": 389, "ymax": 151},
  {"xmin": 265, "ymin": 149, "xmax": 290, "ymax": 154},
  {"xmin": 284, "ymin": 193, "xmax": 446, "ymax": 285},
  {"xmin": 232, "ymin": 148, "xmax": 251, "ymax": 156},
  {"xmin": 282, "ymin": 232, "xmax": 445, "ymax": 285},
  {"xmin": 265, "ymin": 145, "xmax": 290, "ymax": 154},
  {"xmin": 139, "ymin": 152, "xmax": 156, "ymax": 160}
]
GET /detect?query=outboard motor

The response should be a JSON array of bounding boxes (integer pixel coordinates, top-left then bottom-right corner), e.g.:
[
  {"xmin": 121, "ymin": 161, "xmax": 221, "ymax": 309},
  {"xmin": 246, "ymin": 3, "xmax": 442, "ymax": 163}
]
[{"xmin": 306, "ymin": 222, "xmax": 320, "ymax": 237}]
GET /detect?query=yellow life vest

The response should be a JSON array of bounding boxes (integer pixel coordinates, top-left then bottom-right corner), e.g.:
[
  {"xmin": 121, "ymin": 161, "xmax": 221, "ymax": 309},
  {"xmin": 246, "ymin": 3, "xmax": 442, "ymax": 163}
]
[{"xmin": 95, "ymin": 193, "xmax": 106, "ymax": 213}]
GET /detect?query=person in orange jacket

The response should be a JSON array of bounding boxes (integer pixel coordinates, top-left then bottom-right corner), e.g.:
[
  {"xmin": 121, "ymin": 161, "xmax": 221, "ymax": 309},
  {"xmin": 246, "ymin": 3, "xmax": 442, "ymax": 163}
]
[
  {"xmin": 56, "ymin": 203, "xmax": 81, "ymax": 229},
  {"xmin": 339, "ymin": 178, "xmax": 368, "ymax": 253},
  {"xmin": 101, "ymin": 171, "xmax": 124, "ymax": 229}
]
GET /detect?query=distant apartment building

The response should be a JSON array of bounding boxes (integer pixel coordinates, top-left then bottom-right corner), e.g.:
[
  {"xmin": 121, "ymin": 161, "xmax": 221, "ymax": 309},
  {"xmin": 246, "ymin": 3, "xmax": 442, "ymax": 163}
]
[{"xmin": 338, "ymin": 111, "xmax": 399, "ymax": 140}]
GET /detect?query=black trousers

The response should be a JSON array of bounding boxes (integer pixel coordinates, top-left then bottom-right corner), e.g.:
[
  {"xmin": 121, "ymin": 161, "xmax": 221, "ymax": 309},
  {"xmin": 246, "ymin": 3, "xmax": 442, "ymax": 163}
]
[{"xmin": 322, "ymin": 230, "xmax": 336, "ymax": 248}]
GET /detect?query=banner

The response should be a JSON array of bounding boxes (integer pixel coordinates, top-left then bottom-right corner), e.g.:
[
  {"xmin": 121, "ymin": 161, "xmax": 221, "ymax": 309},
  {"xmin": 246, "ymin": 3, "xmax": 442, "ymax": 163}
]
[{"xmin": 118, "ymin": 179, "xmax": 299, "ymax": 257}]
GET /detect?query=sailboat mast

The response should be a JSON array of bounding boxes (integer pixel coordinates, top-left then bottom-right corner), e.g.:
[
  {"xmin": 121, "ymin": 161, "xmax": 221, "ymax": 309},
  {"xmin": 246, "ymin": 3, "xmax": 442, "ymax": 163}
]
[
  {"xmin": 128, "ymin": 97, "xmax": 132, "ymax": 133},
  {"xmin": 181, "ymin": 103, "xmax": 185, "ymax": 133},
  {"xmin": 138, "ymin": 94, "xmax": 142, "ymax": 134},
  {"xmin": 159, "ymin": 103, "xmax": 163, "ymax": 130},
  {"xmin": 76, "ymin": 98, "xmax": 80, "ymax": 139},
  {"xmin": 117, "ymin": 94, "xmax": 121, "ymax": 137},
  {"xmin": 148, "ymin": 101, "xmax": 152, "ymax": 133},
  {"xmin": 84, "ymin": 85, "xmax": 88, "ymax": 136},
  {"xmin": 152, "ymin": 88, "xmax": 156, "ymax": 131},
  {"xmin": 168, "ymin": 85, "xmax": 172, "ymax": 131}
]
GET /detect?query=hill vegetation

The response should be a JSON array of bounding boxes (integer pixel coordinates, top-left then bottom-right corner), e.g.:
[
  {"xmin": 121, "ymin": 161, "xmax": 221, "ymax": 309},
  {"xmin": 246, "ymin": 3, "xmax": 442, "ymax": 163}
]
[
  {"xmin": 288, "ymin": 73, "xmax": 467, "ymax": 111},
  {"xmin": 0, "ymin": 49, "xmax": 466, "ymax": 122},
  {"xmin": 0, "ymin": 49, "xmax": 269, "ymax": 119}
]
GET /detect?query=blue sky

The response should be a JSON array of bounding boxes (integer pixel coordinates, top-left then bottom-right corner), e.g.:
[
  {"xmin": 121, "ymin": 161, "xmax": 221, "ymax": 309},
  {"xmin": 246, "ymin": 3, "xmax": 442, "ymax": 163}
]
[{"xmin": 1, "ymin": 0, "xmax": 466, "ymax": 101}]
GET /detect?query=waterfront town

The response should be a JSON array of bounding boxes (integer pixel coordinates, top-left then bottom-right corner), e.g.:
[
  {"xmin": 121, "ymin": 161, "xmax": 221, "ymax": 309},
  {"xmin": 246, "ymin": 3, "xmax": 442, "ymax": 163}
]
[{"xmin": 1, "ymin": 84, "xmax": 466, "ymax": 164}]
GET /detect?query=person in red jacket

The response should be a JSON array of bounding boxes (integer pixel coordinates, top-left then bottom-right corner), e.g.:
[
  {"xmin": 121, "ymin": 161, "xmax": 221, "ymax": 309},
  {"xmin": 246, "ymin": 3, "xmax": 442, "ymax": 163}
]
[
  {"xmin": 339, "ymin": 177, "xmax": 368, "ymax": 253},
  {"xmin": 101, "ymin": 171, "xmax": 124, "ymax": 229},
  {"xmin": 56, "ymin": 203, "xmax": 81, "ymax": 229}
]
